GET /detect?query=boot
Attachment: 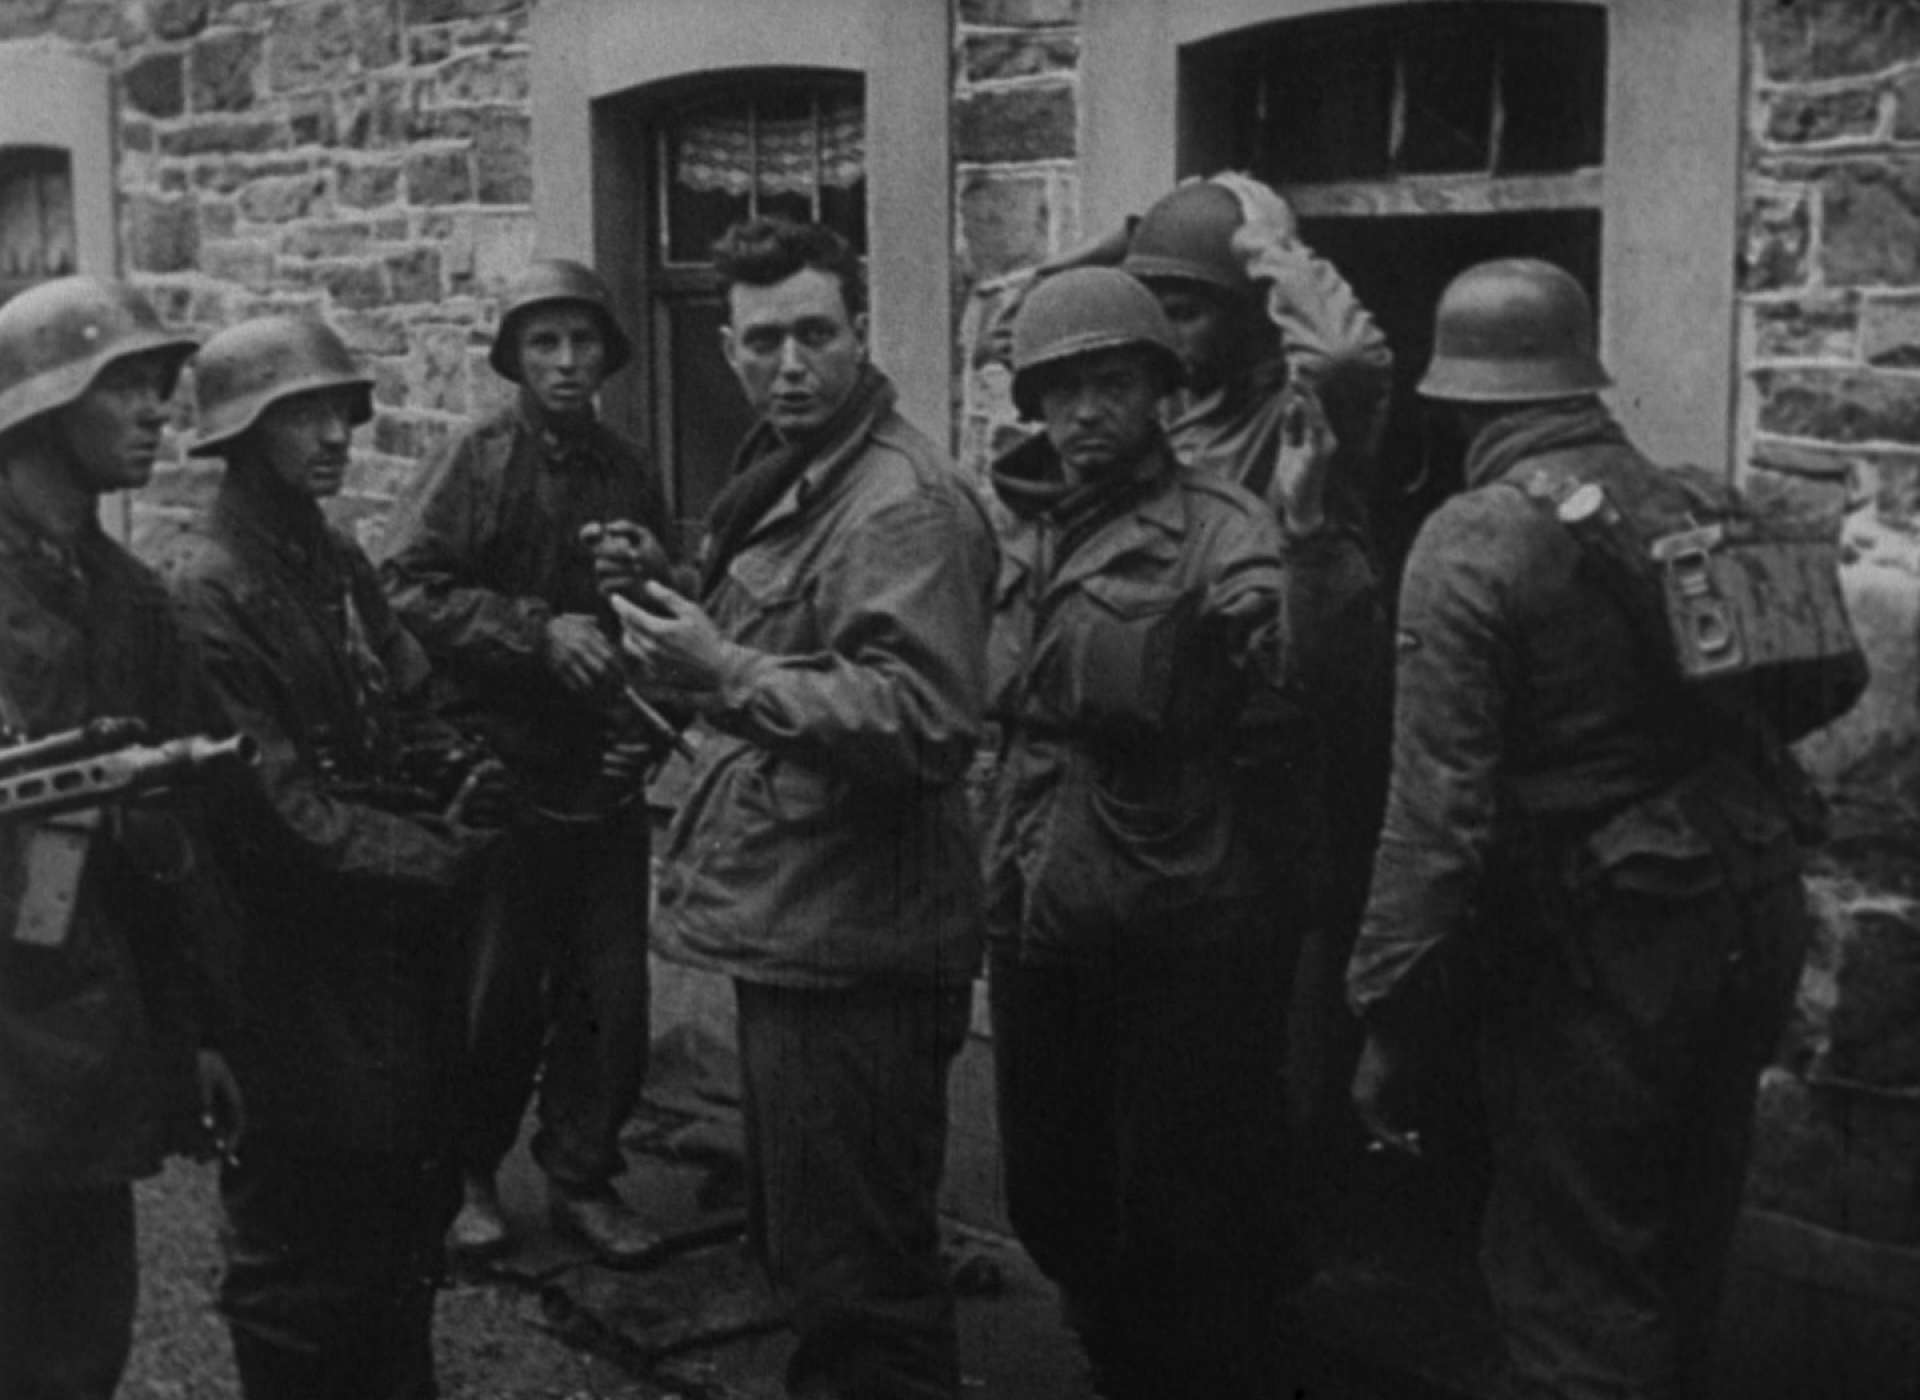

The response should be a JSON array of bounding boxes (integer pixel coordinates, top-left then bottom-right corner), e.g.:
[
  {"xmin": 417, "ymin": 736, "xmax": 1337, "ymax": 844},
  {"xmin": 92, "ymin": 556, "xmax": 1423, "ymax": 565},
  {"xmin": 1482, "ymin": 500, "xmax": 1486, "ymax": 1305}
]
[{"xmin": 445, "ymin": 1172, "xmax": 508, "ymax": 1261}]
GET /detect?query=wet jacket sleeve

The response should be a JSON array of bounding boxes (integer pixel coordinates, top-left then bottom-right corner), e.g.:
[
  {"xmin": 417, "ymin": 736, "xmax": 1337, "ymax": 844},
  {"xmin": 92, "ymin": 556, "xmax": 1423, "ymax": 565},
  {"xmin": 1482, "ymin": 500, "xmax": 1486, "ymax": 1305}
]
[
  {"xmin": 710, "ymin": 491, "xmax": 996, "ymax": 788},
  {"xmin": 1272, "ymin": 524, "xmax": 1369, "ymax": 699},
  {"xmin": 378, "ymin": 429, "xmax": 552, "ymax": 679},
  {"xmin": 171, "ymin": 573, "xmax": 475, "ymax": 893},
  {"xmin": 1347, "ymin": 492, "xmax": 1523, "ymax": 1023}
]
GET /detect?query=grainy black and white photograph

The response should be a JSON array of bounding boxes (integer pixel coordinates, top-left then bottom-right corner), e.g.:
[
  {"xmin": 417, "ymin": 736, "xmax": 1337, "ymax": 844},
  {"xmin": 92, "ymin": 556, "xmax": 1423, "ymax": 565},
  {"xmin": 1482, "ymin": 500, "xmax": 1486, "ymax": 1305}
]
[{"xmin": 0, "ymin": 1, "xmax": 1915, "ymax": 1397}]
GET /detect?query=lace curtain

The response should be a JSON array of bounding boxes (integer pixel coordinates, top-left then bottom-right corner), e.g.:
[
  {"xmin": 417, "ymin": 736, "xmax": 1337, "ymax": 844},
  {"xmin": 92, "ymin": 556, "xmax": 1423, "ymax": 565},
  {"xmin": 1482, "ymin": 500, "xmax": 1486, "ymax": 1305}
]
[{"xmin": 673, "ymin": 95, "xmax": 865, "ymax": 199}]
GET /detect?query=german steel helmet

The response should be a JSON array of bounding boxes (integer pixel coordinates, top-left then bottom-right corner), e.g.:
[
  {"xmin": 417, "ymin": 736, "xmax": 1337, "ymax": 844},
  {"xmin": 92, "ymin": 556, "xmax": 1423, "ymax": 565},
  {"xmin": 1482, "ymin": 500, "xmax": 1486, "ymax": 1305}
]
[
  {"xmin": 1121, "ymin": 181, "xmax": 1252, "ymax": 294},
  {"xmin": 187, "ymin": 315, "xmax": 373, "ymax": 456},
  {"xmin": 0, "ymin": 276, "xmax": 199, "ymax": 439},
  {"xmin": 487, "ymin": 258, "xmax": 634, "ymax": 383},
  {"xmin": 1010, "ymin": 267, "xmax": 1185, "ymax": 419},
  {"xmin": 1418, "ymin": 258, "xmax": 1613, "ymax": 403}
]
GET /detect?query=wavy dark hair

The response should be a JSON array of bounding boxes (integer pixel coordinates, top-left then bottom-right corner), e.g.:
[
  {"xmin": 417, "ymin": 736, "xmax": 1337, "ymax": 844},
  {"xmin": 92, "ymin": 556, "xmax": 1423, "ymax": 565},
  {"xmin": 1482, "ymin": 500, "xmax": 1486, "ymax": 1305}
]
[{"xmin": 710, "ymin": 218, "xmax": 867, "ymax": 320}]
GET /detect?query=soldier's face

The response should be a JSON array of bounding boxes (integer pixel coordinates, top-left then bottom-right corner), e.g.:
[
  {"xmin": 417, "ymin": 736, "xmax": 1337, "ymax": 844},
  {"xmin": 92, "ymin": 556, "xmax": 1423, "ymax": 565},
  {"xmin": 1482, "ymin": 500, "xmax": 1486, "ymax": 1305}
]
[
  {"xmin": 53, "ymin": 353, "xmax": 176, "ymax": 494},
  {"xmin": 251, "ymin": 387, "xmax": 359, "ymax": 499},
  {"xmin": 1151, "ymin": 282, "xmax": 1235, "ymax": 395},
  {"xmin": 1037, "ymin": 347, "xmax": 1164, "ymax": 482},
  {"xmin": 516, "ymin": 306, "xmax": 608, "ymax": 418},
  {"xmin": 722, "ymin": 267, "xmax": 869, "ymax": 440}
]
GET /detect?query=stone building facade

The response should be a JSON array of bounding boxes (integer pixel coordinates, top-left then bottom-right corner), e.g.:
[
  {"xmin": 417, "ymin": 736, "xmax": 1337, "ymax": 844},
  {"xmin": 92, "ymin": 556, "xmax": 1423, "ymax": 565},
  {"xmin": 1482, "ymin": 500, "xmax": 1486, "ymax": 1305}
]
[{"xmin": 0, "ymin": 0, "xmax": 1914, "ymax": 1386}]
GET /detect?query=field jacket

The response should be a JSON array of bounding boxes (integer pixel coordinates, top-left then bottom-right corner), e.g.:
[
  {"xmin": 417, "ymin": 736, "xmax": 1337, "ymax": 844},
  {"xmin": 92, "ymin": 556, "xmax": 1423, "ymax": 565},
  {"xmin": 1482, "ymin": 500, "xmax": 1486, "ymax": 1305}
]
[
  {"xmin": 651, "ymin": 376, "xmax": 996, "ymax": 988},
  {"xmin": 981, "ymin": 434, "xmax": 1303, "ymax": 963},
  {"xmin": 165, "ymin": 468, "xmax": 484, "ymax": 1152}
]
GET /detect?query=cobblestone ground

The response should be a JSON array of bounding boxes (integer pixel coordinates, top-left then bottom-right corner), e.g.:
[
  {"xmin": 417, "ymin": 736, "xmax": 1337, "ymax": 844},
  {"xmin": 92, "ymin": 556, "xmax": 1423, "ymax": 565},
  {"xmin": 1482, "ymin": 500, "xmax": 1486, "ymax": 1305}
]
[{"xmin": 123, "ymin": 1159, "xmax": 662, "ymax": 1400}]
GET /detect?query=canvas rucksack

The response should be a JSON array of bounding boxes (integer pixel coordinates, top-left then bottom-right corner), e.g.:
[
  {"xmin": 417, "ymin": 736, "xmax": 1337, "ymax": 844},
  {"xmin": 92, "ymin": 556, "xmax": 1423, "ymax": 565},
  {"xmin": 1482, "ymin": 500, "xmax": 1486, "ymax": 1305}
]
[{"xmin": 1515, "ymin": 457, "xmax": 1868, "ymax": 746}]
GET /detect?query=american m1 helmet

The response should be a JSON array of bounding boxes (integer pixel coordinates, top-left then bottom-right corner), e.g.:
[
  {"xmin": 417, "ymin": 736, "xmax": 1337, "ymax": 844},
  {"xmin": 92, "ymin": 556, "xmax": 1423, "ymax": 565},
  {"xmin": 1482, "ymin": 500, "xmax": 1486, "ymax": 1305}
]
[
  {"xmin": 1121, "ymin": 181, "xmax": 1252, "ymax": 295},
  {"xmin": 1009, "ymin": 267, "xmax": 1185, "ymax": 419}
]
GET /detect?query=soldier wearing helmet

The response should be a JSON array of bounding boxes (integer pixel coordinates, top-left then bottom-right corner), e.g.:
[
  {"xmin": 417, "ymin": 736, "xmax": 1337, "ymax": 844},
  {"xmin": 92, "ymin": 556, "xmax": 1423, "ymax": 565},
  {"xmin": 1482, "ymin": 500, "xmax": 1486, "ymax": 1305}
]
[
  {"xmin": 979, "ymin": 266, "xmax": 1329, "ymax": 1397},
  {"xmin": 1007, "ymin": 175, "xmax": 1399, "ymax": 1223},
  {"xmin": 0, "ymin": 275, "xmax": 244, "ymax": 1400},
  {"xmin": 375, "ymin": 257, "xmax": 672, "ymax": 1267},
  {"xmin": 1347, "ymin": 260, "xmax": 1815, "ymax": 1400},
  {"xmin": 160, "ymin": 313, "xmax": 505, "ymax": 1400}
]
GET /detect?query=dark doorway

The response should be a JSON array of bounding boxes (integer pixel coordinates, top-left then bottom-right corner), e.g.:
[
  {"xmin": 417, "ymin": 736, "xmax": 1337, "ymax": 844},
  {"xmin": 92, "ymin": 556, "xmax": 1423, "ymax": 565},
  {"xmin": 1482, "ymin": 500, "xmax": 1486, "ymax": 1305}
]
[{"xmin": 1302, "ymin": 209, "xmax": 1602, "ymax": 585}]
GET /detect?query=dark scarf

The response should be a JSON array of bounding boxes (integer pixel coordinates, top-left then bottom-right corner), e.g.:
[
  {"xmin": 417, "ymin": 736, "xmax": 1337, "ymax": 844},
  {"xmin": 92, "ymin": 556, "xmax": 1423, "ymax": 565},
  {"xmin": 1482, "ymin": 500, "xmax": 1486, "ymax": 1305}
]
[
  {"xmin": 701, "ymin": 363, "xmax": 892, "ymax": 597},
  {"xmin": 1464, "ymin": 397, "xmax": 1626, "ymax": 489}
]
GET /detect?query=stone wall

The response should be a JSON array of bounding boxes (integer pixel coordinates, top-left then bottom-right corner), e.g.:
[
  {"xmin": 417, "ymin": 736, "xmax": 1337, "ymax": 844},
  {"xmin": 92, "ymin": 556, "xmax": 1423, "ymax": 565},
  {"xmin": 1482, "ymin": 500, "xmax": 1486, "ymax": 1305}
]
[
  {"xmin": 1735, "ymin": 0, "xmax": 1920, "ymax": 1286},
  {"xmin": 950, "ymin": 0, "xmax": 1081, "ymax": 479},
  {"xmin": 3, "ymin": 0, "xmax": 541, "ymax": 555}
]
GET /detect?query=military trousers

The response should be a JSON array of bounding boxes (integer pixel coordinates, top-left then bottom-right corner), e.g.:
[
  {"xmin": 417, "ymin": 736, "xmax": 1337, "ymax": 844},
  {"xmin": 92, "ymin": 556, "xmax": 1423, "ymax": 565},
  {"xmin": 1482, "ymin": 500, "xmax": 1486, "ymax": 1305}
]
[
  {"xmin": 0, "ymin": 1182, "xmax": 137, "ymax": 1400},
  {"xmin": 449, "ymin": 803, "xmax": 651, "ymax": 1195},
  {"xmin": 218, "ymin": 1135, "xmax": 458, "ymax": 1400},
  {"xmin": 987, "ymin": 930, "xmax": 1301, "ymax": 1400},
  {"xmin": 1479, "ymin": 868, "xmax": 1809, "ymax": 1400},
  {"xmin": 735, "ymin": 976, "xmax": 970, "ymax": 1400}
]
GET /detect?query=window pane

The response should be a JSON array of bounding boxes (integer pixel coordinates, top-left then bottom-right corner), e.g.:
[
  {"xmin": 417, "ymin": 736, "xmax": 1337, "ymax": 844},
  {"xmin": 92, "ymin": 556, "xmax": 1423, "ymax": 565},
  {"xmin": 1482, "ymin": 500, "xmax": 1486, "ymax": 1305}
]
[
  {"xmin": 1266, "ymin": 39, "xmax": 1395, "ymax": 183},
  {"xmin": 663, "ymin": 82, "xmax": 865, "ymax": 262},
  {"xmin": 815, "ymin": 91, "xmax": 867, "ymax": 251},
  {"xmin": 666, "ymin": 95, "xmax": 756, "ymax": 264},
  {"xmin": 751, "ymin": 85, "xmax": 815, "ymax": 227},
  {"xmin": 1498, "ymin": 7, "xmax": 1608, "ymax": 174},
  {"xmin": 1396, "ymin": 11, "xmax": 1495, "ymax": 174}
]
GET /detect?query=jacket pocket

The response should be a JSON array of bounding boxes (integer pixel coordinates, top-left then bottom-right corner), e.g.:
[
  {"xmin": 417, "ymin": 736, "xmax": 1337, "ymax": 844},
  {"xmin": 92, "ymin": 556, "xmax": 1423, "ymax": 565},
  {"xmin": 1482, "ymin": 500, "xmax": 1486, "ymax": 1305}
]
[
  {"xmin": 1054, "ymin": 579, "xmax": 1199, "ymax": 733},
  {"xmin": 722, "ymin": 549, "xmax": 817, "ymax": 644},
  {"xmin": 1582, "ymin": 792, "xmax": 1724, "ymax": 901},
  {"xmin": 678, "ymin": 750, "xmax": 837, "ymax": 893},
  {"xmin": 1028, "ymin": 751, "xmax": 1234, "ymax": 942}
]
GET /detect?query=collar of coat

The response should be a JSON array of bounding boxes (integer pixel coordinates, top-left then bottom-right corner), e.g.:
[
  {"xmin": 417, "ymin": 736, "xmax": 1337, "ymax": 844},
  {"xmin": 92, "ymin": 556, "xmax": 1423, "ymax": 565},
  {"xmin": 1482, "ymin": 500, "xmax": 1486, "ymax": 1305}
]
[
  {"xmin": 515, "ymin": 388, "xmax": 615, "ymax": 473},
  {"xmin": 990, "ymin": 430, "xmax": 1185, "ymax": 588},
  {"xmin": 212, "ymin": 462, "xmax": 341, "ymax": 576},
  {"xmin": 1463, "ymin": 397, "xmax": 1626, "ymax": 490}
]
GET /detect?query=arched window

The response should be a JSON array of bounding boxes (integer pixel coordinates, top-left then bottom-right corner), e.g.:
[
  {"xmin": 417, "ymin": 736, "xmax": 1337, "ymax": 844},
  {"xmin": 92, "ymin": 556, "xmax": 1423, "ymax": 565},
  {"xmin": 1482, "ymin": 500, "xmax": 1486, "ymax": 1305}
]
[
  {"xmin": 634, "ymin": 74, "xmax": 867, "ymax": 533},
  {"xmin": 1181, "ymin": 1, "xmax": 1607, "ymax": 571}
]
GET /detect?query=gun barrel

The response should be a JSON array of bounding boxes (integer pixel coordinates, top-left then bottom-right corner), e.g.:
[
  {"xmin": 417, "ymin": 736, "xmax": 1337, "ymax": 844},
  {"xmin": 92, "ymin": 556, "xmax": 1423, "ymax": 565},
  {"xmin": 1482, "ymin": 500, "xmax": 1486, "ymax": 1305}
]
[
  {"xmin": 0, "ymin": 717, "xmax": 148, "ymax": 778},
  {"xmin": 620, "ymin": 684, "xmax": 694, "ymax": 763}
]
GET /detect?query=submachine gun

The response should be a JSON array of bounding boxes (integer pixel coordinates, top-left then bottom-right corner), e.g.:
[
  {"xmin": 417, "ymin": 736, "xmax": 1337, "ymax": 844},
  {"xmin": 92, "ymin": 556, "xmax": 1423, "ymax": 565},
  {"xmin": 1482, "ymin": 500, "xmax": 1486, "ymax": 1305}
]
[
  {"xmin": 0, "ymin": 717, "xmax": 257, "ymax": 949},
  {"xmin": 0, "ymin": 717, "xmax": 256, "ymax": 824}
]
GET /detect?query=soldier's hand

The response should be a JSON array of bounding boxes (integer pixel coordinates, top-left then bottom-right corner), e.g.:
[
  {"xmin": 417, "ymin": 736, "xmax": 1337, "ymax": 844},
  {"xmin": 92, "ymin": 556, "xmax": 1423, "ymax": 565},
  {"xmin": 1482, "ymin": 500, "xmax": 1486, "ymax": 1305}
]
[
  {"xmin": 197, "ymin": 1048, "xmax": 245, "ymax": 1166},
  {"xmin": 582, "ymin": 519, "xmax": 673, "ymax": 601},
  {"xmin": 612, "ymin": 586, "xmax": 740, "ymax": 695},
  {"xmin": 542, "ymin": 613, "xmax": 618, "ymax": 694},
  {"xmin": 1269, "ymin": 392, "xmax": 1337, "ymax": 537},
  {"xmin": 1351, "ymin": 1028, "xmax": 1422, "ymax": 1159},
  {"xmin": 1214, "ymin": 171, "xmax": 1299, "ymax": 257}
]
